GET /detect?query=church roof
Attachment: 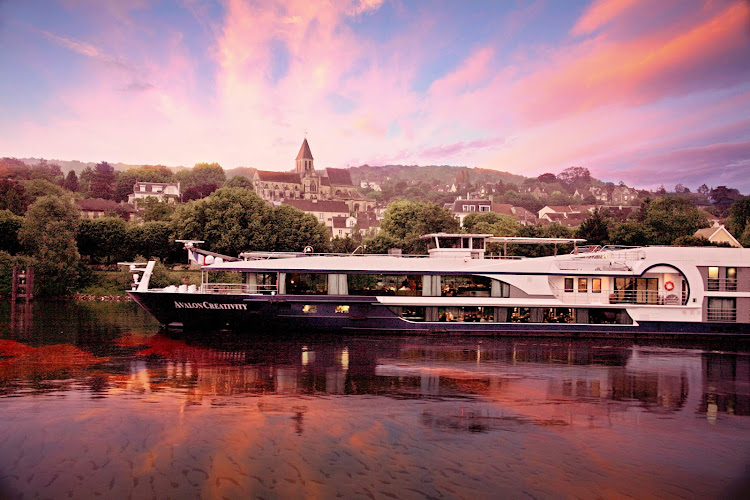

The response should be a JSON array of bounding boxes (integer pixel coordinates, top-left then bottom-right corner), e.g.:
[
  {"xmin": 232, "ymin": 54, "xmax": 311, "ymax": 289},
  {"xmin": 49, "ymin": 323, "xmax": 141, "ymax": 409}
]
[
  {"xmin": 296, "ymin": 139, "xmax": 313, "ymax": 160},
  {"xmin": 325, "ymin": 168, "xmax": 353, "ymax": 186},
  {"xmin": 256, "ymin": 171, "xmax": 301, "ymax": 183},
  {"xmin": 284, "ymin": 199, "xmax": 350, "ymax": 213}
]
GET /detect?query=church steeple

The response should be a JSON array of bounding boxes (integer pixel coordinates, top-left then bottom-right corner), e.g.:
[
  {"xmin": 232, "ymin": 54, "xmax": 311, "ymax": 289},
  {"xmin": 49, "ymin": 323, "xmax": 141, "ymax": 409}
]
[{"xmin": 295, "ymin": 138, "xmax": 314, "ymax": 174}]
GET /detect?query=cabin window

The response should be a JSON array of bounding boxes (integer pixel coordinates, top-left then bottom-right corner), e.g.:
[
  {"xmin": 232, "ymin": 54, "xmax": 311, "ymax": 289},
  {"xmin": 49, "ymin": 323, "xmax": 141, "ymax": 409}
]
[
  {"xmin": 348, "ymin": 274, "xmax": 422, "ymax": 296},
  {"xmin": 438, "ymin": 306, "xmax": 494, "ymax": 322},
  {"xmin": 286, "ymin": 273, "xmax": 328, "ymax": 295},
  {"xmin": 510, "ymin": 307, "xmax": 531, "ymax": 323},
  {"xmin": 707, "ymin": 267, "xmax": 719, "ymax": 291},
  {"xmin": 592, "ymin": 278, "xmax": 602, "ymax": 293},
  {"xmin": 441, "ymin": 275, "xmax": 491, "ymax": 297},
  {"xmin": 302, "ymin": 305, "xmax": 317, "ymax": 314},
  {"xmin": 564, "ymin": 278, "xmax": 574, "ymax": 293},
  {"xmin": 707, "ymin": 298, "xmax": 736, "ymax": 322},
  {"xmin": 335, "ymin": 305, "xmax": 350, "ymax": 314},
  {"xmin": 578, "ymin": 278, "xmax": 588, "ymax": 293},
  {"xmin": 727, "ymin": 268, "xmax": 737, "ymax": 291},
  {"xmin": 544, "ymin": 308, "xmax": 575, "ymax": 323}
]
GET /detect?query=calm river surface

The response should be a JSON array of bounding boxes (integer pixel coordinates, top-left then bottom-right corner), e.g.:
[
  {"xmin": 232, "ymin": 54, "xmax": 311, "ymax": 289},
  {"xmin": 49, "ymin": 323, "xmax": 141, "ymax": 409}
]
[{"xmin": 1, "ymin": 301, "xmax": 749, "ymax": 499}]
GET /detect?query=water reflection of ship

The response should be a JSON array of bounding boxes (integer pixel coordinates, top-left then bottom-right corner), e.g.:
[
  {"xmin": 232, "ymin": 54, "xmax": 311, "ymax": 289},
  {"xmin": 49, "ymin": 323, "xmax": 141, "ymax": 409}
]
[{"xmin": 702, "ymin": 352, "xmax": 750, "ymax": 418}]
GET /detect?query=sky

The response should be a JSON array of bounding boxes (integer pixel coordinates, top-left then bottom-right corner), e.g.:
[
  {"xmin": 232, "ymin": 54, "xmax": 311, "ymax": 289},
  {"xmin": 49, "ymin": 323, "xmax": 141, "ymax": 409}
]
[{"xmin": 1, "ymin": 0, "xmax": 749, "ymax": 192}]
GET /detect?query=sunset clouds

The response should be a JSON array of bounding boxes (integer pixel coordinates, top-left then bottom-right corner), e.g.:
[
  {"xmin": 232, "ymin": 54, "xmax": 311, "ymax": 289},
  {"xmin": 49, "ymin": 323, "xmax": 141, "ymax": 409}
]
[{"xmin": 1, "ymin": 0, "xmax": 748, "ymax": 191}]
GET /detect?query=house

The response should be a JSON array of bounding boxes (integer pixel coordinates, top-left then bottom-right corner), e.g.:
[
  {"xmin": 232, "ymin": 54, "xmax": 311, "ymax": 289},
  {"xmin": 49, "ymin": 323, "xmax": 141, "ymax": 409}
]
[
  {"xmin": 538, "ymin": 205, "xmax": 595, "ymax": 219},
  {"xmin": 283, "ymin": 199, "xmax": 350, "ymax": 232},
  {"xmin": 510, "ymin": 206, "xmax": 538, "ymax": 226},
  {"xmin": 589, "ymin": 186, "xmax": 609, "ymax": 202},
  {"xmin": 694, "ymin": 225, "xmax": 742, "ymax": 248},
  {"xmin": 331, "ymin": 216, "xmax": 357, "ymax": 238},
  {"xmin": 539, "ymin": 212, "xmax": 588, "ymax": 228},
  {"xmin": 127, "ymin": 181, "xmax": 180, "ymax": 207},
  {"xmin": 77, "ymin": 198, "xmax": 136, "ymax": 221},
  {"xmin": 611, "ymin": 186, "xmax": 637, "ymax": 204},
  {"xmin": 447, "ymin": 199, "xmax": 493, "ymax": 226}
]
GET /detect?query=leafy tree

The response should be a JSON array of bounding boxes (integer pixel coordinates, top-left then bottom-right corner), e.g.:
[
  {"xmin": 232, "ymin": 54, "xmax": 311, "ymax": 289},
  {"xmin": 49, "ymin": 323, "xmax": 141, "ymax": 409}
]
[
  {"xmin": 172, "ymin": 188, "xmax": 272, "ymax": 256},
  {"xmin": 0, "ymin": 210, "xmax": 23, "ymax": 254},
  {"xmin": 557, "ymin": 166, "xmax": 591, "ymax": 188},
  {"xmin": 363, "ymin": 232, "xmax": 399, "ymax": 254},
  {"xmin": 23, "ymin": 178, "xmax": 66, "ymax": 202},
  {"xmin": 710, "ymin": 185, "xmax": 742, "ymax": 217},
  {"xmin": 141, "ymin": 197, "xmax": 176, "ymax": 222},
  {"xmin": 78, "ymin": 166, "xmax": 94, "ymax": 197},
  {"xmin": 697, "ymin": 184, "xmax": 710, "ymax": 196},
  {"xmin": 380, "ymin": 200, "xmax": 459, "ymax": 253},
  {"xmin": 127, "ymin": 221, "xmax": 182, "ymax": 263},
  {"xmin": 331, "ymin": 236, "xmax": 359, "ymax": 253},
  {"xmin": 672, "ymin": 235, "xmax": 730, "ymax": 247},
  {"xmin": 576, "ymin": 209, "xmax": 609, "ymax": 245},
  {"xmin": 28, "ymin": 160, "xmax": 64, "ymax": 184},
  {"xmin": 727, "ymin": 196, "xmax": 750, "ymax": 239},
  {"xmin": 637, "ymin": 195, "xmax": 708, "ymax": 245},
  {"xmin": 175, "ymin": 162, "xmax": 225, "ymax": 191},
  {"xmin": 89, "ymin": 162, "xmax": 117, "ymax": 200},
  {"xmin": 63, "ymin": 170, "xmax": 79, "ymax": 192},
  {"xmin": 224, "ymin": 175, "xmax": 254, "ymax": 189},
  {"xmin": 0, "ymin": 179, "xmax": 30, "ymax": 215},
  {"xmin": 537, "ymin": 173, "xmax": 556, "ymax": 184},
  {"xmin": 183, "ymin": 183, "xmax": 219, "ymax": 201},
  {"xmin": 268, "ymin": 205, "xmax": 330, "ymax": 252},
  {"xmin": 463, "ymin": 212, "xmax": 521, "ymax": 236},
  {"xmin": 18, "ymin": 196, "xmax": 81, "ymax": 296},
  {"xmin": 77, "ymin": 217, "xmax": 128, "ymax": 264},
  {"xmin": 609, "ymin": 221, "xmax": 652, "ymax": 247}
]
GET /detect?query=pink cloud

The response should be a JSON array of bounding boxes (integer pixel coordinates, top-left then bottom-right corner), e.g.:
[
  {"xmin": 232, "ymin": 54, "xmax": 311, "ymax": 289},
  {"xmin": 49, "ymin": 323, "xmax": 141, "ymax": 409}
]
[{"xmin": 571, "ymin": 0, "xmax": 641, "ymax": 37}]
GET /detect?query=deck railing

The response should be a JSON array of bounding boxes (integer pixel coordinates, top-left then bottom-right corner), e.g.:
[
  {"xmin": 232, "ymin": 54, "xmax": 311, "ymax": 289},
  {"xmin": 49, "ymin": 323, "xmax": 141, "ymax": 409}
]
[
  {"xmin": 707, "ymin": 278, "xmax": 738, "ymax": 292},
  {"xmin": 706, "ymin": 307, "xmax": 737, "ymax": 322}
]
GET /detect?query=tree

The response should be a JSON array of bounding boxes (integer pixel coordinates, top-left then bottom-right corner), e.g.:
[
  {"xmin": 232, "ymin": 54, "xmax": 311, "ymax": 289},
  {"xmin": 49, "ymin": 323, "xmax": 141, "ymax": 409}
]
[
  {"xmin": 0, "ymin": 209, "xmax": 23, "ymax": 254},
  {"xmin": 727, "ymin": 196, "xmax": 750, "ymax": 240},
  {"xmin": 674, "ymin": 183, "xmax": 690, "ymax": 194},
  {"xmin": 224, "ymin": 175, "xmax": 254, "ymax": 189},
  {"xmin": 697, "ymin": 184, "xmax": 710, "ymax": 196},
  {"xmin": 90, "ymin": 162, "xmax": 117, "ymax": 200},
  {"xmin": 76, "ymin": 217, "xmax": 128, "ymax": 264},
  {"xmin": 18, "ymin": 196, "xmax": 81, "ymax": 296},
  {"xmin": 78, "ymin": 166, "xmax": 94, "ymax": 197},
  {"xmin": 557, "ymin": 166, "xmax": 591, "ymax": 188},
  {"xmin": 172, "ymin": 188, "xmax": 272, "ymax": 256},
  {"xmin": 175, "ymin": 162, "xmax": 225, "ymax": 191},
  {"xmin": 537, "ymin": 173, "xmax": 557, "ymax": 184},
  {"xmin": 380, "ymin": 200, "xmax": 459, "ymax": 253},
  {"xmin": 463, "ymin": 212, "xmax": 521, "ymax": 236},
  {"xmin": 141, "ymin": 197, "xmax": 175, "ymax": 222},
  {"xmin": 0, "ymin": 179, "xmax": 30, "ymax": 215},
  {"xmin": 127, "ymin": 221, "xmax": 182, "ymax": 263},
  {"xmin": 639, "ymin": 196, "xmax": 708, "ymax": 245},
  {"xmin": 182, "ymin": 183, "xmax": 219, "ymax": 201},
  {"xmin": 63, "ymin": 170, "xmax": 79, "ymax": 192},
  {"xmin": 268, "ymin": 205, "xmax": 330, "ymax": 252},
  {"xmin": 710, "ymin": 185, "xmax": 742, "ymax": 217},
  {"xmin": 576, "ymin": 209, "xmax": 609, "ymax": 245},
  {"xmin": 28, "ymin": 160, "xmax": 64, "ymax": 184},
  {"xmin": 23, "ymin": 178, "xmax": 66, "ymax": 202}
]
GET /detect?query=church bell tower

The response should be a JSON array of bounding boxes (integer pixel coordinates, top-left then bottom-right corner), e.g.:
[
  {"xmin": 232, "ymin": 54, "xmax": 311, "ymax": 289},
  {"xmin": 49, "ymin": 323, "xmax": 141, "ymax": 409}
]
[{"xmin": 295, "ymin": 138, "xmax": 314, "ymax": 175}]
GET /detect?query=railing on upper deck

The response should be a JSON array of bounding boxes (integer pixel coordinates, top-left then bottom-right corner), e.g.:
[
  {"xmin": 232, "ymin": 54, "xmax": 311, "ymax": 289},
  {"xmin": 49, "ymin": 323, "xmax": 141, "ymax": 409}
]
[
  {"xmin": 201, "ymin": 283, "xmax": 278, "ymax": 295},
  {"xmin": 551, "ymin": 282, "xmax": 685, "ymax": 305},
  {"xmin": 707, "ymin": 278, "xmax": 738, "ymax": 292}
]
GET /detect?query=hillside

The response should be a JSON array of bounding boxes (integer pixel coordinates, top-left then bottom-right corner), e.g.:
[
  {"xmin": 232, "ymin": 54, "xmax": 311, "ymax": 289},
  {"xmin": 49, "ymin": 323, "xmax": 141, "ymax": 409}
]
[{"xmin": 348, "ymin": 164, "xmax": 527, "ymax": 187}]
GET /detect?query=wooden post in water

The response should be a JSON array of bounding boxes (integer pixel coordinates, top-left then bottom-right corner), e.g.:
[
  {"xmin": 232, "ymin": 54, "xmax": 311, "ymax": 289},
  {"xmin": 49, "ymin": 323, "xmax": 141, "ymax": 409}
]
[{"xmin": 11, "ymin": 266, "xmax": 34, "ymax": 303}]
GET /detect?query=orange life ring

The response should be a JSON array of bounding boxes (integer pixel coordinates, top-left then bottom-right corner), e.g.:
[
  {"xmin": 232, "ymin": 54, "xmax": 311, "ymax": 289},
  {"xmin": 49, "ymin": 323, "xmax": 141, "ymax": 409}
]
[{"xmin": 664, "ymin": 281, "xmax": 674, "ymax": 291}]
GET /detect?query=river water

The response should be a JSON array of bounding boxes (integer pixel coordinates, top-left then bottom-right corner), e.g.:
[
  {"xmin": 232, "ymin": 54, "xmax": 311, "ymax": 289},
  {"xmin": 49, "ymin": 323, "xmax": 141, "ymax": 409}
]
[{"xmin": 1, "ymin": 301, "xmax": 749, "ymax": 499}]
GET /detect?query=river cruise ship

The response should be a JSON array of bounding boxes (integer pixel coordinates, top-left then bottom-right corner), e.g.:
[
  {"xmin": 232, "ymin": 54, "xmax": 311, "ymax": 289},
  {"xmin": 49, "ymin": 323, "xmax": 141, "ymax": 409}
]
[{"xmin": 125, "ymin": 234, "xmax": 750, "ymax": 336}]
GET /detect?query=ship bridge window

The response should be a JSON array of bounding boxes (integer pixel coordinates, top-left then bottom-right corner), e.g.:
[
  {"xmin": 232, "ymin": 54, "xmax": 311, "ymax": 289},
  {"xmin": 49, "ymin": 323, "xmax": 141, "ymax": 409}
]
[
  {"xmin": 286, "ymin": 273, "xmax": 328, "ymax": 295},
  {"xmin": 348, "ymin": 274, "xmax": 422, "ymax": 296},
  {"xmin": 442, "ymin": 275, "xmax": 491, "ymax": 297}
]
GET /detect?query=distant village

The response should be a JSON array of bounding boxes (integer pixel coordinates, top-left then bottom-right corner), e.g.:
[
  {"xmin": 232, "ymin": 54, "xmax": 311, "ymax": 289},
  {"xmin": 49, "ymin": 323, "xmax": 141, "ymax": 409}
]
[{"xmin": 1, "ymin": 138, "xmax": 746, "ymax": 248}]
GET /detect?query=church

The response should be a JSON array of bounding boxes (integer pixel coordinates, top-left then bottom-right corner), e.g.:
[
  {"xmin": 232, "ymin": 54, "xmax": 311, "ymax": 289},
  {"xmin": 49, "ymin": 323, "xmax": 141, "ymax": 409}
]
[{"xmin": 252, "ymin": 139, "xmax": 374, "ymax": 213}]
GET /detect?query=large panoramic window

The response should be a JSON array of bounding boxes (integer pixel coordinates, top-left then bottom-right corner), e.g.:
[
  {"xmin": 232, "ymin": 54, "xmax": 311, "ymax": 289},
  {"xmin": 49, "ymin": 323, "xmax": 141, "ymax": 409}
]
[
  {"xmin": 441, "ymin": 275, "xmax": 491, "ymax": 297},
  {"xmin": 543, "ymin": 308, "xmax": 575, "ymax": 323},
  {"xmin": 510, "ymin": 307, "xmax": 531, "ymax": 323},
  {"xmin": 348, "ymin": 274, "xmax": 422, "ymax": 296},
  {"xmin": 613, "ymin": 277, "xmax": 658, "ymax": 304},
  {"xmin": 438, "ymin": 306, "xmax": 494, "ymax": 322},
  {"xmin": 286, "ymin": 273, "xmax": 328, "ymax": 295}
]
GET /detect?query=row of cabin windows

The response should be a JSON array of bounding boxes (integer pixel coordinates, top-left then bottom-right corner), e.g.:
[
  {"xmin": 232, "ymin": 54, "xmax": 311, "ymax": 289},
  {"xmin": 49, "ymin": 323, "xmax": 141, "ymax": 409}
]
[
  {"xmin": 388, "ymin": 306, "xmax": 632, "ymax": 325},
  {"xmin": 286, "ymin": 273, "xmax": 510, "ymax": 297},
  {"xmin": 300, "ymin": 304, "xmax": 632, "ymax": 325},
  {"xmin": 564, "ymin": 278, "xmax": 602, "ymax": 293}
]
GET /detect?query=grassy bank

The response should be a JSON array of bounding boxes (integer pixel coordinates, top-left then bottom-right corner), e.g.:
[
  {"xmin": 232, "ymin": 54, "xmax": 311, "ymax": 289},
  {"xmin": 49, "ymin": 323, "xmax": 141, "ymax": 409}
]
[{"xmin": 78, "ymin": 268, "xmax": 202, "ymax": 298}]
